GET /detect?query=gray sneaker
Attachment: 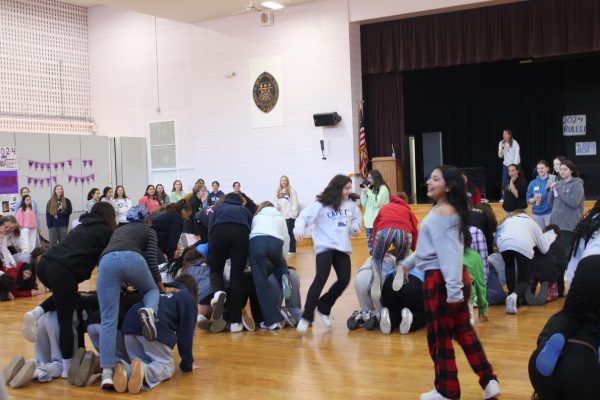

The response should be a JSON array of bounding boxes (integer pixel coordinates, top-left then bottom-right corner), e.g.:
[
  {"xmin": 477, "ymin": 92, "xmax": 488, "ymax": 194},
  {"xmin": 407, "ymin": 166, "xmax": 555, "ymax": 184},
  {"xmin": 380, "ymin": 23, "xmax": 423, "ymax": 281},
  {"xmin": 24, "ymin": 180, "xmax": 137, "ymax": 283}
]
[{"xmin": 280, "ymin": 306, "xmax": 298, "ymax": 328}]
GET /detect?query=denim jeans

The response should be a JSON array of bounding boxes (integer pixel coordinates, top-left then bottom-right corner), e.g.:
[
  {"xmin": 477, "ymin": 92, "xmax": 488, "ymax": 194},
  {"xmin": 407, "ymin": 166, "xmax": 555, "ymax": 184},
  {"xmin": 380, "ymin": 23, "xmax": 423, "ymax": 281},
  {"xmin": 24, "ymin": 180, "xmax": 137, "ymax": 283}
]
[
  {"xmin": 250, "ymin": 236, "xmax": 286, "ymax": 325},
  {"xmin": 97, "ymin": 250, "xmax": 159, "ymax": 368}
]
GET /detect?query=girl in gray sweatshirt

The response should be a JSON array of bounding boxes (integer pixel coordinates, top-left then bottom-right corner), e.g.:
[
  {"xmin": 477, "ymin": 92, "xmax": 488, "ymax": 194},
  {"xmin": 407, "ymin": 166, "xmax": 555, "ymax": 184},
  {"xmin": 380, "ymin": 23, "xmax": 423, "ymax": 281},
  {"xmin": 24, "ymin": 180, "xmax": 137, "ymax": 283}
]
[{"xmin": 293, "ymin": 175, "xmax": 361, "ymax": 333}]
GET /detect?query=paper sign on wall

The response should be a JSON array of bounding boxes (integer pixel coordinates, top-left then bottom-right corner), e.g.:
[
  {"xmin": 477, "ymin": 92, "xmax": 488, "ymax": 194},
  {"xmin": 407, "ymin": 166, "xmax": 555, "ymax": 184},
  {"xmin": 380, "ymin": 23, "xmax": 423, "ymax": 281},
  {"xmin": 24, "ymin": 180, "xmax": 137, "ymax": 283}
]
[
  {"xmin": 575, "ymin": 141, "xmax": 596, "ymax": 156},
  {"xmin": 563, "ymin": 115, "xmax": 586, "ymax": 136}
]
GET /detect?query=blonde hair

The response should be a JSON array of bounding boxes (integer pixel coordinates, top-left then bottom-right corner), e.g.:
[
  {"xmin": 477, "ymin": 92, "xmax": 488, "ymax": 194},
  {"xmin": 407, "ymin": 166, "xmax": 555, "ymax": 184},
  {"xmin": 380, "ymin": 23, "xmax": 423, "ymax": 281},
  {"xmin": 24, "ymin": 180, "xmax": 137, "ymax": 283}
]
[
  {"xmin": 48, "ymin": 185, "xmax": 67, "ymax": 216},
  {"xmin": 186, "ymin": 183, "xmax": 205, "ymax": 201},
  {"xmin": 276, "ymin": 175, "xmax": 293, "ymax": 198},
  {"xmin": 255, "ymin": 201, "xmax": 274, "ymax": 215}
]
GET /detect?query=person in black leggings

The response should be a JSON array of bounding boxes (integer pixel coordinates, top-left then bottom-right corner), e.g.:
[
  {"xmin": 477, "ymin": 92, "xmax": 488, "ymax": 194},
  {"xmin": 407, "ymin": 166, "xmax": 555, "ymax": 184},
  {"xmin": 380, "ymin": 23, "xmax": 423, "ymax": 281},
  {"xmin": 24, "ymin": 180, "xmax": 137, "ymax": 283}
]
[
  {"xmin": 208, "ymin": 192, "xmax": 252, "ymax": 333},
  {"xmin": 26, "ymin": 202, "xmax": 115, "ymax": 375}
]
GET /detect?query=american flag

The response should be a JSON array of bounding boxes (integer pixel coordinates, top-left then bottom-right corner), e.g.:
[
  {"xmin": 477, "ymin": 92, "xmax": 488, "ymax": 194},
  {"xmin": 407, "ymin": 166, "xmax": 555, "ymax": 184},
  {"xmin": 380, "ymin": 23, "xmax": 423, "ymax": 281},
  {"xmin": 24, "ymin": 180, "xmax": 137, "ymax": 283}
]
[{"xmin": 358, "ymin": 105, "xmax": 369, "ymax": 178}]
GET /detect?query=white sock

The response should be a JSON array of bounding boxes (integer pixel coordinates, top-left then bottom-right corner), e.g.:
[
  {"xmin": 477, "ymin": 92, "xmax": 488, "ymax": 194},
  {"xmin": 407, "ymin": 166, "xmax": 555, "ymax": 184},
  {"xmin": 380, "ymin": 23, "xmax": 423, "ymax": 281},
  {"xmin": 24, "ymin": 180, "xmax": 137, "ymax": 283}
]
[
  {"xmin": 197, "ymin": 314, "xmax": 208, "ymax": 323},
  {"xmin": 62, "ymin": 358, "xmax": 72, "ymax": 378},
  {"xmin": 103, "ymin": 367, "xmax": 112, "ymax": 375},
  {"xmin": 32, "ymin": 306, "xmax": 44, "ymax": 319}
]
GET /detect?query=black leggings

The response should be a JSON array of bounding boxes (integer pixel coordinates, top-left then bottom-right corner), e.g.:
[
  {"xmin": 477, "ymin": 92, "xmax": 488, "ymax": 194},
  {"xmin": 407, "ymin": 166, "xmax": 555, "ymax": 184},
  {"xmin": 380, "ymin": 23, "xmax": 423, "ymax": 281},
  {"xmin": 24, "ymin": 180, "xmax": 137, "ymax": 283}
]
[
  {"xmin": 36, "ymin": 258, "xmax": 79, "ymax": 359},
  {"xmin": 529, "ymin": 343, "xmax": 600, "ymax": 400},
  {"xmin": 501, "ymin": 250, "xmax": 532, "ymax": 297},
  {"xmin": 302, "ymin": 250, "xmax": 351, "ymax": 322},
  {"xmin": 381, "ymin": 274, "xmax": 426, "ymax": 331},
  {"xmin": 285, "ymin": 218, "xmax": 296, "ymax": 252},
  {"xmin": 209, "ymin": 224, "xmax": 249, "ymax": 323},
  {"xmin": 0, "ymin": 274, "xmax": 15, "ymax": 301}
]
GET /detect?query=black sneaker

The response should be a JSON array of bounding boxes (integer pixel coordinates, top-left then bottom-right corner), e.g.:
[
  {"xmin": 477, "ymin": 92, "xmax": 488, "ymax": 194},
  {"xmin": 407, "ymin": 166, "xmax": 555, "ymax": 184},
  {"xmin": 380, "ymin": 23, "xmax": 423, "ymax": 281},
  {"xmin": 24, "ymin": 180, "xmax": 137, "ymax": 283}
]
[
  {"xmin": 280, "ymin": 306, "xmax": 298, "ymax": 328},
  {"xmin": 363, "ymin": 311, "xmax": 378, "ymax": 331},
  {"xmin": 346, "ymin": 310, "xmax": 363, "ymax": 330},
  {"xmin": 138, "ymin": 307, "xmax": 157, "ymax": 341}
]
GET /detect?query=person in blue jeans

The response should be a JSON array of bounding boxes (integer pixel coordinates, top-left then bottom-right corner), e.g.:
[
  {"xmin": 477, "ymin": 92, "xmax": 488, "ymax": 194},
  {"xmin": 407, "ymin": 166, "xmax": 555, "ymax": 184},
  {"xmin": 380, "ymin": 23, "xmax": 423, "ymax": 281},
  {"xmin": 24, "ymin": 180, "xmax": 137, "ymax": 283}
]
[
  {"xmin": 249, "ymin": 201, "xmax": 291, "ymax": 330},
  {"xmin": 97, "ymin": 205, "xmax": 165, "ymax": 390}
]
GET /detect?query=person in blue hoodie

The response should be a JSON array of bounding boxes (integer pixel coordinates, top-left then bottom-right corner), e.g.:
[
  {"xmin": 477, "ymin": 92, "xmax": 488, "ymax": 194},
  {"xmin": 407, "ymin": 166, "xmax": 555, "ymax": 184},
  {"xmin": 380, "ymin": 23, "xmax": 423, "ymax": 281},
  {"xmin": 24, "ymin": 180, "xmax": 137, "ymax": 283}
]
[
  {"xmin": 115, "ymin": 274, "xmax": 198, "ymax": 393},
  {"xmin": 207, "ymin": 181, "xmax": 225, "ymax": 206},
  {"xmin": 527, "ymin": 160, "xmax": 554, "ymax": 229},
  {"xmin": 208, "ymin": 192, "xmax": 253, "ymax": 332}
]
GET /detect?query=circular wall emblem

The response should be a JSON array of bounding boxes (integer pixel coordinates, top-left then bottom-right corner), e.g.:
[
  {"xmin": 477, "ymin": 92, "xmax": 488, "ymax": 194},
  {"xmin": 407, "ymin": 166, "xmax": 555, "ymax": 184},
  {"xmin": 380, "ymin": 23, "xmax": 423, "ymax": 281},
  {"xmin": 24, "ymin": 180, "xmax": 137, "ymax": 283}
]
[{"xmin": 253, "ymin": 72, "xmax": 279, "ymax": 113}]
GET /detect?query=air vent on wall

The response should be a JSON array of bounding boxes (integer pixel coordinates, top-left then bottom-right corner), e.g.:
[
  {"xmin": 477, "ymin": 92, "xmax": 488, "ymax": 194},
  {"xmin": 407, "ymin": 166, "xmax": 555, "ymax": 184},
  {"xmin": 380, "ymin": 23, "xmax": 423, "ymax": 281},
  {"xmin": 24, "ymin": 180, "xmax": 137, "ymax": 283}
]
[
  {"xmin": 260, "ymin": 11, "xmax": 274, "ymax": 26},
  {"xmin": 149, "ymin": 121, "xmax": 176, "ymax": 169}
]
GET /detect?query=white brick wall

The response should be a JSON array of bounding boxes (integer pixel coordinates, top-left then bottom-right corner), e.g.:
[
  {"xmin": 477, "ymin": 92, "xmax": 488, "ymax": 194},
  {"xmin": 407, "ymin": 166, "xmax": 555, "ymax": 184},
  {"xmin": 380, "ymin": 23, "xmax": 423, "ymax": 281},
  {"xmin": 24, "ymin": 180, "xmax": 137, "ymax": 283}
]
[{"xmin": 88, "ymin": 0, "xmax": 359, "ymax": 206}]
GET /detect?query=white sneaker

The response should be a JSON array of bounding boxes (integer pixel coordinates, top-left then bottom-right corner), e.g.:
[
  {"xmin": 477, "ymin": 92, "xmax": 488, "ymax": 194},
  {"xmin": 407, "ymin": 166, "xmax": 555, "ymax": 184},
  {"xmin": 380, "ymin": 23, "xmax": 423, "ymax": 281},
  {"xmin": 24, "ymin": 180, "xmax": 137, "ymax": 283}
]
[
  {"xmin": 379, "ymin": 307, "xmax": 391, "ymax": 334},
  {"xmin": 505, "ymin": 293, "xmax": 518, "ymax": 315},
  {"xmin": 296, "ymin": 318, "xmax": 310, "ymax": 333},
  {"xmin": 420, "ymin": 388, "xmax": 452, "ymax": 400},
  {"xmin": 230, "ymin": 322, "xmax": 244, "ymax": 333},
  {"xmin": 23, "ymin": 311, "xmax": 38, "ymax": 343},
  {"xmin": 317, "ymin": 309, "xmax": 332, "ymax": 328},
  {"xmin": 483, "ymin": 379, "xmax": 501, "ymax": 399},
  {"xmin": 259, "ymin": 321, "xmax": 282, "ymax": 330},
  {"xmin": 399, "ymin": 307, "xmax": 413, "ymax": 335}
]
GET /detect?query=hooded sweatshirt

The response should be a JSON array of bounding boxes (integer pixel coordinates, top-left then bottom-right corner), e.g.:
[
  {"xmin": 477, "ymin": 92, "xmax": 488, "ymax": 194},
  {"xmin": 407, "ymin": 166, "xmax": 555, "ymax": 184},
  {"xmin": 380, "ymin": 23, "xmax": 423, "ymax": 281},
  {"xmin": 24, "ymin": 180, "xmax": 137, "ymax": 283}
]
[
  {"xmin": 250, "ymin": 206, "xmax": 290, "ymax": 258},
  {"xmin": 496, "ymin": 213, "xmax": 550, "ymax": 259},
  {"xmin": 548, "ymin": 177, "xmax": 584, "ymax": 231},
  {"xmin": 293, "ymin": 199, "xmax": 362, "ymax": 255},
  {"xmin": 526, "ymin": 175, "xmax": 552, "ymax": 215},
  {"xmin": 360, "ymin": 184, "xmax": 390, "ymax": 229},
  {"xmin": 42, "ymin": 212, "xmax": 113, "ymax": 283},
  {"xmin": 210, "ymin": 195, "xmax": 253, "ymax": 234},
  {"xmin": 372, "ymin": 195, "xmax": 419, "ymax": 250},
  {"xmin": 121, "ymin": 281, "xmax": 197, "ymax": 372},
  {"xmin": 275, "ymin": 188, "xmax": 299, "ymax": 219}
]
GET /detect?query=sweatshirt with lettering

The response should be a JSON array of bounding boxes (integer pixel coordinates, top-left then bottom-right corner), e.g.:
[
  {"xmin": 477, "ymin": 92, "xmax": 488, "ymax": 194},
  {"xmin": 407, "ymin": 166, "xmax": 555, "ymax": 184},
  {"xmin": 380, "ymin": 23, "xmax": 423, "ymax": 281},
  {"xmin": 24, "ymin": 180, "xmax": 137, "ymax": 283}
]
[{"xmin": 293, "ymin": 199, "xmax": 362, "ymax": 255}]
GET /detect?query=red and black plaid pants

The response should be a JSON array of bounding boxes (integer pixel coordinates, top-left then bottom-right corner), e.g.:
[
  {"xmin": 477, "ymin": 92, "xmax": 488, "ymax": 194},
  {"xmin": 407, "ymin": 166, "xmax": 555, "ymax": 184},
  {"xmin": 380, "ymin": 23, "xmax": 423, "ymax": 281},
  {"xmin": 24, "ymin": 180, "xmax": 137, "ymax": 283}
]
[{"xmin": 423, "ymin": 268, "xmax": 497, "ymax": 399}]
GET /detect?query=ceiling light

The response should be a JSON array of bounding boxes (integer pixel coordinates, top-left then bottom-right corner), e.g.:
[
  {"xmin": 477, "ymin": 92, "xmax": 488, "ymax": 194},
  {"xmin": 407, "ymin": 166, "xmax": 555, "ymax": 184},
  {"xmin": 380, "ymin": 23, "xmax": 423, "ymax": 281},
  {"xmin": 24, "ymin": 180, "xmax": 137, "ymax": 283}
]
[{"xmin": 261, "ymin": 1, "xmax": 285, "ymax": 10}]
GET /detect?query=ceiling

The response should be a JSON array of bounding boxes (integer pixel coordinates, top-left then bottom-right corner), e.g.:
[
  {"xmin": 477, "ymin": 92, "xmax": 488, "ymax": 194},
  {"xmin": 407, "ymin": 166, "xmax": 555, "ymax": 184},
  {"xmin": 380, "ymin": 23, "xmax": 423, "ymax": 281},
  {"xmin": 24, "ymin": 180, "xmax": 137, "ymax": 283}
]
[{"xmin": 61, "ymin": 0, "xmax": 318, "ymax": 23}]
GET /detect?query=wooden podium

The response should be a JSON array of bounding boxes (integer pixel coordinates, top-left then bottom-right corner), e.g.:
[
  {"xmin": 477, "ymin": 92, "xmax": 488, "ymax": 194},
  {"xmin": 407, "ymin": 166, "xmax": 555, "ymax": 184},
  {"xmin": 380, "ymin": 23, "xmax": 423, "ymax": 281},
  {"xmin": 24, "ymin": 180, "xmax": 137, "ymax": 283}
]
[{"xmin": 371, "ymin": 157, "xmax": 403, "ymax": 195}]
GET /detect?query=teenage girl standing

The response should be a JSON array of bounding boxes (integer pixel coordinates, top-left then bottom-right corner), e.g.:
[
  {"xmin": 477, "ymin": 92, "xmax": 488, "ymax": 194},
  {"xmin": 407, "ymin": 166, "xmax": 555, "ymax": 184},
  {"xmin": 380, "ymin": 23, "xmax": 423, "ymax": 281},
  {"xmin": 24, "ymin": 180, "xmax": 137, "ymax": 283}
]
[
  {"xmin": 138, "ymin": 185, "xmax": 161, "ymax": 214},
  {"xmin": 359, "ymin": 169, "xmax": 390, "ymax": 255},
  {"xmin": 400, "ymin": 165, "xmax": 500, "ymax": 400},
  {"xmin": 294, "ymin": 175, "xmax": 362, "ymax": 333},
  {"xmin": 275, "ymin": 175, "xmax": 299, "ymax": 254},
  {"xmin": 45, "ymin": 185, "xmax": 72, "ymax": 247},
  {"xmin": 15, "ymin": 195, "xmax": 38, "ymax": 253}
]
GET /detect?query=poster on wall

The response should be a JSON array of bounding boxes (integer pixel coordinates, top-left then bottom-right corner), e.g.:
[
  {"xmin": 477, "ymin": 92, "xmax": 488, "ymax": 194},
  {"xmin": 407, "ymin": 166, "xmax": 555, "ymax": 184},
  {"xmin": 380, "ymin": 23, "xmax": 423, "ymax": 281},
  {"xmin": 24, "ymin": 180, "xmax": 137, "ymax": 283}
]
[
  {"xmin": 249, "ymin": 55, "xmax": 283, "ymax": 128},
  {"xmin": 563, "ymin": 115, "xmax": 586, "ymax": 136},
  {"xmin": 0, "ymin": 145, "xmax": 18, "ymax": 215},
  {"xmin": 575, "ymin": 141, "xmax": 597, "ymax": 156},
  {"xmin": 0, "ymin": 170, "xmax": 18, "ymax": 216}
]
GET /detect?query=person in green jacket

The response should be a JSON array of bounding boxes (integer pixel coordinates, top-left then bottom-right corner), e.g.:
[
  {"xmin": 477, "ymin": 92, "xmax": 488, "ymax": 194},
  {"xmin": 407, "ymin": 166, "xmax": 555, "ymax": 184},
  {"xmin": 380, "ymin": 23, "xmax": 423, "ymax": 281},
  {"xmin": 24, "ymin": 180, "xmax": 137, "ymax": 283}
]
[
  {"xmin": 464, "ymin": 231, "xmax": 489, "ymax": 325},
  {"xmin": 359, "ymin": 170, "xmax": 390, "ymax": 255}
]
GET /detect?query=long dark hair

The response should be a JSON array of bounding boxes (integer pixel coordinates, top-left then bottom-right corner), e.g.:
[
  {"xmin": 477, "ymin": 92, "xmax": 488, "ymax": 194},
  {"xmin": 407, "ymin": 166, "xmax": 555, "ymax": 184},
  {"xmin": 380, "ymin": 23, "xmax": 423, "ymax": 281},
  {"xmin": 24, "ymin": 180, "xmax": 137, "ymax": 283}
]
[
  {"xmin": 368, "ymin": 169, "xmax": 388, "ymax": 195},
  {"xmin": 20, "ymin": 194, "xmax": 32, "ymax": 211},
  {"xmin": 87, "ymin": 187, "xmax": 100, "ymax": 201},
  {"xmin": 164, "ymin": 199, "xmax": 191, "ymax": 215},
  {"xmin": 503, "ymin": 129, "xmax": 513, "ymax": 147},
  {"xmin": 90, "ymin": 202, "xmax": 117, "ymax": 231},
  {"xmin": 435, "ymin": 165, "xmax": 470, "ymax": 245},
  {"xmin": 317, "ymin": 174, "xmax": 353, "ymax": 210},
  {"xmin": 560, "ymin": 159, "xmax": 580, "ymax": 178},
  {"xmin": 571, "ymin": 199, "xmax": 600, "ymax": 258},
  {"xmin": 144, "ymin": 185, "xmax": 162, "ymax": 205},
  {"xmin": 174, "ymin": 273, "xmax": 199, "ymax": 305},
  {"xmin": 101, "ymin": 186, "xmax": 112, "ymax": 200}
]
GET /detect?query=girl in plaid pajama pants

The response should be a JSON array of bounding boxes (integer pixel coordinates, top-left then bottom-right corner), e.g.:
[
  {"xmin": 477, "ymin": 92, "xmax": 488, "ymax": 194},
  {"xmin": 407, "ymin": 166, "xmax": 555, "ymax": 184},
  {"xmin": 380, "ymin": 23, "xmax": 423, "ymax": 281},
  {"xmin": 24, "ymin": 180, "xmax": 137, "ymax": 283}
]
[{"xmin": 401, "ymin": 166, "xmax": 500, "ymax": 400}]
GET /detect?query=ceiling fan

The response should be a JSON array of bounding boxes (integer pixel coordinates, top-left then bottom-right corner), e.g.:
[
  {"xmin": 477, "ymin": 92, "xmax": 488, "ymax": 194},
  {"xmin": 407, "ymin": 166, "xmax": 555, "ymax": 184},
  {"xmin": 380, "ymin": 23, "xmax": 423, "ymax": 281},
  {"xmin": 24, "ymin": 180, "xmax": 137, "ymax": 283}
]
[{"xmin": 234, "ymin": 0, "xmax": 284, "ymax": 14}]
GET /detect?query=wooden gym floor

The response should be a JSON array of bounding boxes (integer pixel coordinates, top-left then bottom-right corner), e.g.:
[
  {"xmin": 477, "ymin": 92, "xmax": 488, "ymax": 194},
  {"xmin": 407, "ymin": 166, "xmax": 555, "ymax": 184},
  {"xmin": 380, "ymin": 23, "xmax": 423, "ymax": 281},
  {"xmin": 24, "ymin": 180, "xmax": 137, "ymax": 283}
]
[{"xmin": 2, "ymin": 202, "xmax": 588, "ymax": 400}]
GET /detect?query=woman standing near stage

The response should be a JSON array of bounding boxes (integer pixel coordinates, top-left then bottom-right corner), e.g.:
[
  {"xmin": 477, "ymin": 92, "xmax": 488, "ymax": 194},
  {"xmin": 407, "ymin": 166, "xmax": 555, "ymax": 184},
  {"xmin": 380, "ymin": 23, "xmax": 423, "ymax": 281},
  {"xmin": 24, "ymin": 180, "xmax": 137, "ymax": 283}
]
[
  {"xmin": 400, "ymin": 165, "xmax": 500, "ymax": 400},
  {"xmin": 548, "ymin": 159, "xmax": 584, "ymax": 257},
  {"xmin": 360, "ymin": 169, "xmax": 390, "ymax": 255},
  {"xmin": 498, "ymin": 129, "xmax": 520, "ymax": 201}
]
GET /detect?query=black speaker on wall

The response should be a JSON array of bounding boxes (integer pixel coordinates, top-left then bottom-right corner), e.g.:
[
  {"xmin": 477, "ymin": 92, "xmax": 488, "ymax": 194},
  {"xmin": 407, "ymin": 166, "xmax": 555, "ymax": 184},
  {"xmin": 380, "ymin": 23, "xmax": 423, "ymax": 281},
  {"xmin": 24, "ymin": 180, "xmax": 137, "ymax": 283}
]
[{"xmin": 313, "ymin": 112, "xmax": 341, "ymax": 127}]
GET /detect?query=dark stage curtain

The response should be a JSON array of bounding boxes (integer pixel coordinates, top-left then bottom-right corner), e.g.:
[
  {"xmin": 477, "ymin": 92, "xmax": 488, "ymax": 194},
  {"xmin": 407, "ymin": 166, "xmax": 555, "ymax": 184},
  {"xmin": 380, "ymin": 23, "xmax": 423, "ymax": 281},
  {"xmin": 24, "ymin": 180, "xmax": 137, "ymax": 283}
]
[
  {"xmin": 361, "ymin": 0, "xmax": 600, "ymax": 74},
  {"xmin": 362, "ymin": 73, "xmax": 405, "ymax": 165},
  {"xmin": 403, "ymin": 60, "xmax": 567, "ymax": 200}
]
